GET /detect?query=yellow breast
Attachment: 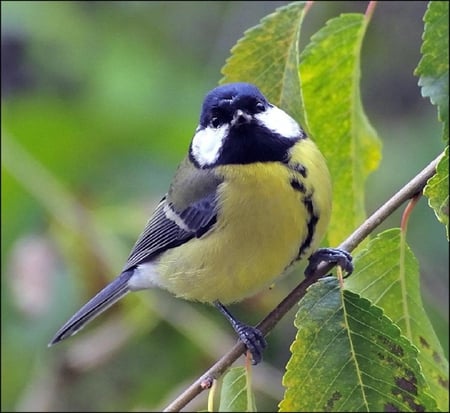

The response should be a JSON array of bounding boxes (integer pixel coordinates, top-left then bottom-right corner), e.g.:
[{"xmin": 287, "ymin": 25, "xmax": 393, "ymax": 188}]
[{"xmin": 157, "ymin": 139, "xmax": 331, "ymax": 303}]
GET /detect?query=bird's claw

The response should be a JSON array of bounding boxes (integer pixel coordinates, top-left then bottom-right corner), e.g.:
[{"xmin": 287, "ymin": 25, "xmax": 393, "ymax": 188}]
[
  {"xmin": 305, "ymin": 247, "xmax": 353, "ymax": 278},
  {"xmin": 234, "ymin": 322, "xmax": 267, "ymax": 365}
]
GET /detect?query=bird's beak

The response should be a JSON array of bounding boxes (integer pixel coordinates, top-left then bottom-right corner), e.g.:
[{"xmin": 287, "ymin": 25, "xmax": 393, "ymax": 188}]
[{"xmin": 232, "ymin": 109, "xmax": 252, "ymax": 126}]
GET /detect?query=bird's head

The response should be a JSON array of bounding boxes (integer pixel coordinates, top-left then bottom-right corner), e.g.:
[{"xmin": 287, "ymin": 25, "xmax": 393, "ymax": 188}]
[{"xmin": 189, "ymin": 82, "xmax": 305, "ymax": 168}]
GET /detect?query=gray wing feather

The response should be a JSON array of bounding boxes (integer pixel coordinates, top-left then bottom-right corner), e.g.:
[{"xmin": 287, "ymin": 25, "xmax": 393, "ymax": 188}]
[
  {"xmin": 49, "ymin": 269, "xmax": 133, "ymax": 345},
  {"xmin": 122, "ymin": 192, "xmax": 217, "ymax": 271}
]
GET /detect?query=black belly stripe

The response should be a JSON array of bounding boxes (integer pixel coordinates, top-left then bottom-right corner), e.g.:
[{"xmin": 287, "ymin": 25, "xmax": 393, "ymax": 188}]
[
  {"xmin": 290, "ymin": 162, "xmax": 308, "ymax": 178},
  {"xmin": 298, "ymin": 195, "xmax": 319, "ymax": 259},
  {"xmin": 289, "ymin": 161, "xmax": 308, "ymax": 193},
  {"xmin": 290, "ymin": 177, "xmax": 306, "ymax": 193},
  {"xmin": 289, "ymin": 174, "xmax": 320, "ymax": 261}
]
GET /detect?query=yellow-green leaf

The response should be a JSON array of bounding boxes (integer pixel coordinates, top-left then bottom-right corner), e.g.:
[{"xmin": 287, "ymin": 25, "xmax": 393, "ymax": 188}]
[
  {"xmin": 345, "ymin": 228, "xmax": 449, "ymax": 409},
  {"xmin": 299, "ymin": 13, "xmax": 382, "ymax": 246},
  {"xmin": 424, "ymin": 147, "xmax": 449, "ymax": 239},
  {"xmin": 219, "ymin": 367, "xmax": 257, "ymax": 412},
  {"xmin": 220, "ymin": 1, "xmax": 306, "ymax": 123},
  {"xmin": 280, "ymin": 277, "xmax": 437, "ymax": 412},
  {"xmin": 415, "ymin": 1, "xmax": 449, "ymax": 143}
]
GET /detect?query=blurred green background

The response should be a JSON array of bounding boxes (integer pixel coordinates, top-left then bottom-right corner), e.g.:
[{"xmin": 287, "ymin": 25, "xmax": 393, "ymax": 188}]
[{"xmin": 2, "ymin": 1, "xmax": 448, "ymax": 412}]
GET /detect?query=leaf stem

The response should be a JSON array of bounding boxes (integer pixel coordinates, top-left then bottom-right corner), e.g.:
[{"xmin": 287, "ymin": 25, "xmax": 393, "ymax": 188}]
[
  {"xmin": 365, "ymin": 1, "xmax": 377, "ymax": 20},
  {"xmin": 162, "ymin": 152, "xmax": 442, "ymax": 413},
  {"xmin": 401, "ymin": 193, "xmax": 422, "ymax": 233},
  {"xmin": 305, "ymin": 1, "xmax": 314, "ymax": 15}
]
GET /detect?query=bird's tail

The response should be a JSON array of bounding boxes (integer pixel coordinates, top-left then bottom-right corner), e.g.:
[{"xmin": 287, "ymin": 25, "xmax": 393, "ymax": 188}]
[{"xmin": 48, "ymin": 269, "xmax": 133, "ymax": 346}]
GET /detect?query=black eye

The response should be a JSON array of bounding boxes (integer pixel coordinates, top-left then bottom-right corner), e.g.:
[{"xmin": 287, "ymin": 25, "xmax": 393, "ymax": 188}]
[
  {"xmin": 255, "ymin": 102, "xmax": 266, "ymax": 112},
  {"xmin": 210, "ymin": 117, "xmax": 221, "ymax": 128}
]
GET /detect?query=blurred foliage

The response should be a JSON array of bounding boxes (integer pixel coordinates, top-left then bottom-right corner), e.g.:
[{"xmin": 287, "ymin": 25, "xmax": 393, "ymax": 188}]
[{"xmin": 1, "ymin": 1, "xmax": 448, "ymax": 412}]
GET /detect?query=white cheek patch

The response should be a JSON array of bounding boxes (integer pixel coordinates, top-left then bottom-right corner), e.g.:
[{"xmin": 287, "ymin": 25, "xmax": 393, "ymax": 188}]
[
  {"xmin": 191, "ymin": 124, "xmax": 229, "ymax": 167},
  {"xmin": 255, "ymin": 105, "xmax": 301, "ymax": 138}
]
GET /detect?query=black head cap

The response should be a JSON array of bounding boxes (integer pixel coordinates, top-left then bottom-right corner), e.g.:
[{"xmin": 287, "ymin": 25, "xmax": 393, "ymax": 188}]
[{"xmin": 199, "ymin": 83, "xmax": 268, "ymax": 127}]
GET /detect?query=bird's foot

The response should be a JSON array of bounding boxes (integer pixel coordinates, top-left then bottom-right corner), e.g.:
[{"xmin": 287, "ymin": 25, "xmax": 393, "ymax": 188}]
[
  {"xmin": 214, "ymin": 300, "xmax": 267, "ymax": 365},
  {"xmin": 233, "ymin": 321, "xmax": 267, "ymax": 365},
  {"xmin": 305, "ymin": 247, "xmax": 353, "ymax": 278}
]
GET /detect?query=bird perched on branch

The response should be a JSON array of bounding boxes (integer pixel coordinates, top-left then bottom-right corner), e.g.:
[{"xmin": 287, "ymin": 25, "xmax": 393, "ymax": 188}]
[{"xmin": 49, "ymin": 82, "xmax": 352, "ymax": 364}]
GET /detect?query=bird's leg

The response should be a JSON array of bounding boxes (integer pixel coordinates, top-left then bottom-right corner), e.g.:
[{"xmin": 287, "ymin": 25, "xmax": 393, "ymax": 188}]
[
  {"xmin": 214, "ymin": 300, "xmax": 267, "ymax": 365},
  {"xmin": 305, "ymin": 247, "xmax": 353, "ymax": 278}
]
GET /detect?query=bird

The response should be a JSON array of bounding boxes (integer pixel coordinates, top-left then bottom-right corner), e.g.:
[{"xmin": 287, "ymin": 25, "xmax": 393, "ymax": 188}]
[{"xmin": 49, "ymin": 82, "xmax": 352, "ymax": 364}]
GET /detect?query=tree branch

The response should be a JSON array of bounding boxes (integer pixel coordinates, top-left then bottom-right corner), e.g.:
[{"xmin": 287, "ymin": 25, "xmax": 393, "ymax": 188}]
[{"xmin": 163, "ymin": 153, "xmax": 443, "ymax": 412}]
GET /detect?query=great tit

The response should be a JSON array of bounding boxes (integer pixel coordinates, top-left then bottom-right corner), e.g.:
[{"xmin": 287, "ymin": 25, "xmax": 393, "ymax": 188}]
[{"xmin": 49, "ymin": 82, "xmax": 352, "ymax": 364}]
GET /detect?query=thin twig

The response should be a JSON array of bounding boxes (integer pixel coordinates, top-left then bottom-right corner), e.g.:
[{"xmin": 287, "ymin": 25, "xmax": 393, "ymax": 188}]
[{"xmin": 163, "ymin": 153, "xmax": 442, "ymax": 412}]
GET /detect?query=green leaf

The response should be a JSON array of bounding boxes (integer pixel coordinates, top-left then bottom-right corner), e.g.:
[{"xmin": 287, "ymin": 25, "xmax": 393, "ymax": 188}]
[
  {"xmin": 279, "ymin": 277, "xmax": 437, "ymax": 412},
  {"xmin": 219, "ymin": 367, "xmax": 257, "ymax": 412},
  {"xmin": 415, "ymin": 1, "xmax": 449, "ymax": 143},
  {"xmin": 345, "ymin": 228, "xmax": 449, "ymax": 410},
  {"xmin": 220, "ymin": 1, "xmax": 306, "ymax": 123},
  {"xmin": 424, "ymin": 147, "xmax": 449, "ymax": 239},
  {"xmin": 299, "ymin": 13, "xmax": 382, "ymax": 246}
]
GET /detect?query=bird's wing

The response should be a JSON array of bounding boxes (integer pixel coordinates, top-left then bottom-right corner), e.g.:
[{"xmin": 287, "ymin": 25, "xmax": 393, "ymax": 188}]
[
  {"xmin": 122, "ymin": 191, "xmax": 218, "ymax": 271},
  {"xmin": 49, "ymin": 188, "xmax": 219, "ymax": 345}
]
